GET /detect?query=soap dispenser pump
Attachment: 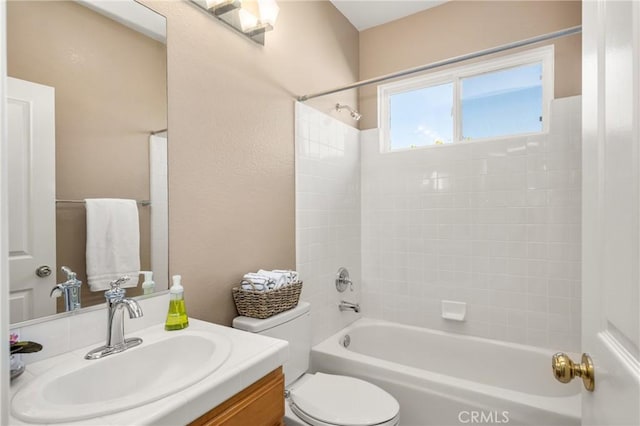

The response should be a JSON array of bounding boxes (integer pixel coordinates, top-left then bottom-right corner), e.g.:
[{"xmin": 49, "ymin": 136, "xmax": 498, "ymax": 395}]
[
  {"xmin": 165, "ymin": 275, "xmax": 189, "ymax": 330},
  {"xmin": 140, "ymin": 271, "xmax": 155, "ymax": 295}
]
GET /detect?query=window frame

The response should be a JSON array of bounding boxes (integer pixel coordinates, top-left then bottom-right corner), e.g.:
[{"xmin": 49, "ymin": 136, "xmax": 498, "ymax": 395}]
[{"xmin": 378, "ymin": 45, "xmax": 555, "ymax": 152}]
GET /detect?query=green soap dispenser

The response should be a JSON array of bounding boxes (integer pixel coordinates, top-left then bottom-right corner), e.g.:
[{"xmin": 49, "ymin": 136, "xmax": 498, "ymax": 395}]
[{"xmin": 165, "ymin": 275, "xmax": 189, "ymax": 330}]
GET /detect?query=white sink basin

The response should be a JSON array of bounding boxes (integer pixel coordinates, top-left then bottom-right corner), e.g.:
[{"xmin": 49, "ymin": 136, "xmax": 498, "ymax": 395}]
[{"xmin": 11, "ymin": 329, "xmax": 232, "ymax": 424}]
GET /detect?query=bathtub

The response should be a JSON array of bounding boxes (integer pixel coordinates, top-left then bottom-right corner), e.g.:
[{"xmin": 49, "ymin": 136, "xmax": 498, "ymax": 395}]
[{"xmin": 311, "ymin": 318, "xmax": 580, "ymax": 426}]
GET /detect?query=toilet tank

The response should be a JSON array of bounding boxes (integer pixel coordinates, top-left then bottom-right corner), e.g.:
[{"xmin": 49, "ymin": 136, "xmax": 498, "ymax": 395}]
[{"xmin": 232, "ymin": 301, "xmax": 311, "ymax": 386}]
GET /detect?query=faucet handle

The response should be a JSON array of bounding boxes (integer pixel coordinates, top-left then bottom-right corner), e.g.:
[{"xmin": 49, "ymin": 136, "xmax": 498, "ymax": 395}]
[
  {"xmin": 105, "ymin": 276, "xmax": 129, "ymax": 300},
  {"xmin": 61, "ymin": 266, "xmax": 77, "ymax": 281},
  {"xmin": 110, "ymin": 276, "xmax": 130, "ymax": 289}
]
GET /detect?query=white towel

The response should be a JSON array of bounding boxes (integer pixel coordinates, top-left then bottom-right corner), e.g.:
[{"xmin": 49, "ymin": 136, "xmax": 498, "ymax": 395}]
[
  {"xmin": 85, "ymin": 199, "xmax": 140, "ymax": 291},
  {"xmin": 272, "ymin": 269, "xmax": 299, "ymax": 284},
  {"xmin": 243, "ymin": 273, "xmax": 274, "ymax": 284},
  {"xmin": 241, "ymin": 283, "xmax": 268, "ymax": 291},
  {"xmin": 257, "ymin": 270, "xmax": 289, "ymax": 289}
]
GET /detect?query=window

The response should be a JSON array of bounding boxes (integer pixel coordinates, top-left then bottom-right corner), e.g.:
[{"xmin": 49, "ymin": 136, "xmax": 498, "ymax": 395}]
[
  {"xmin": 390, "ymin": 82, "xmax": 453, "ymax": 148},
  {"xmin": 379, "ymin": 46, "xmax": 553, "ymax": 151}
]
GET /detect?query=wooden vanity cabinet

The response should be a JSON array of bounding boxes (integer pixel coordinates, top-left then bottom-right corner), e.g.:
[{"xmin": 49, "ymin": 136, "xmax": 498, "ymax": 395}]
[{"xmin": 189, "ymin": 367, "xmax": 285, "ymax": 426}]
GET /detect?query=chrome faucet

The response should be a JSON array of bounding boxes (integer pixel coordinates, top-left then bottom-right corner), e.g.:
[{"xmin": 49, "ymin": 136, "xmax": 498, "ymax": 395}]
[
  {"xmin": 85, "ymin": 276, "xmax": 143, "ymax": 360},
  {"xmin": 50, "ymin": 266, "xmax": 82, "ymax": 312},
  {"xmin": 339, "ymin": 300, "xmax": 360, "ymax": 313}
]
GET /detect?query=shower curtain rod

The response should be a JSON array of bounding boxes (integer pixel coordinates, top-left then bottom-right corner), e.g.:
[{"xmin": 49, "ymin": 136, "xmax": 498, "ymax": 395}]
[
  {"xmin": 297, "ymin": 25, "xmax": 582, "ymax": 102},
  {"xmin": 150, "ymin": 128, "xmax": 167, "ymax": 135}
]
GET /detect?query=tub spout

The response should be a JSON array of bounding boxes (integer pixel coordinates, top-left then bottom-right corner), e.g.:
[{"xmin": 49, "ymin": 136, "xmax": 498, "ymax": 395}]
[{"xmin": 339, "ymin": 300, "xmax": 360, "ymax": 313}]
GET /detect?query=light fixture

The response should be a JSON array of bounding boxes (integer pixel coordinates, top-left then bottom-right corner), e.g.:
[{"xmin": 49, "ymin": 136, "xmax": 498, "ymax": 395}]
[{"xmin": 191, "ymin": 0, "xmax": 280, "ymax": 45}]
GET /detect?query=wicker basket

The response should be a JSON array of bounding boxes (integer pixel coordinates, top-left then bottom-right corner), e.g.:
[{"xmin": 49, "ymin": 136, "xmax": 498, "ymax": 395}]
[{"xmin": 232, "ymin": 281, "xmax": 303, "ymax": 319}]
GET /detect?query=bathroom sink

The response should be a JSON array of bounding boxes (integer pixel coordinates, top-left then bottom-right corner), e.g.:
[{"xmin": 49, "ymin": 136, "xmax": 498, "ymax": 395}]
[{"xmin": 11, "ymin": 329, "xmax": 232, "ymax": 424}]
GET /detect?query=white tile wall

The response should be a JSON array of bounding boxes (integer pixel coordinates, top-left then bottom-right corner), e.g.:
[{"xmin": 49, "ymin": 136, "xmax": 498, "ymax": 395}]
[
  {"xmin": 295, "ymin": 102, "xmax": 362, "ymax": 345},
  {"xmin": 360, "ymin": 96, "xmax": 582, "ymax": 352}
]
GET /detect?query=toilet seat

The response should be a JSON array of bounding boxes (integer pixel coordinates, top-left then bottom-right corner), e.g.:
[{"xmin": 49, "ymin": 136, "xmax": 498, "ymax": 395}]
[{"xmin": 288, "ymin": 373, "xmax": 400, "ymax": 426}]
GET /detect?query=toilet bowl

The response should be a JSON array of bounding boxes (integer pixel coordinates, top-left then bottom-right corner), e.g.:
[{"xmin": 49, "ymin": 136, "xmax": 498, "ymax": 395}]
[
  {"xmin": 286, "ymin": 372, "xmax": 399, "ymax": 426},
  {"xmin": 232, "ymin": 302, "xmax": 400, "ymax": 426}
]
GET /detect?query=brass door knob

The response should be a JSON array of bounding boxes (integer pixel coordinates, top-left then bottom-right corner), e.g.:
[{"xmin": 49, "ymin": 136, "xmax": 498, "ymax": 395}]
[{"xmin": 552, "ymin": 352, "xmax": 595, "ymax": 391}]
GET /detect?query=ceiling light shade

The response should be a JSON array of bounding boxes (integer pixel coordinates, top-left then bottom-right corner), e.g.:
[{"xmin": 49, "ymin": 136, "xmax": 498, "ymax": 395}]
[
  {"xmin": 257, "ymin": 0, "xmax": 279, "ymax": 27},
  {"xmin": 237, "ymin": 7, "xmax": 259, "ymax": 32}
]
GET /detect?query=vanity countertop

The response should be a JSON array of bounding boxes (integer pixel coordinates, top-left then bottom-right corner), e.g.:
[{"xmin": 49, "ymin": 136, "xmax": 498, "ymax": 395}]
[{"xmin": 9, "ymin": 319, "xmax": 289, "ymax": 425}]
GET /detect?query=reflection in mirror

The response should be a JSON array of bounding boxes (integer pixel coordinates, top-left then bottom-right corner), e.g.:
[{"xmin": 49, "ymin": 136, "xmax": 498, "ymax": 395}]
[{"xmin": 7, "ymin": 0, "xmax": 168, "ymax": 324}]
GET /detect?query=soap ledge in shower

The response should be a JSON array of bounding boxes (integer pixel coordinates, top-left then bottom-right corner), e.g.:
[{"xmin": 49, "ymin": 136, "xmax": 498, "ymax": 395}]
[{"xmin": 441, "ymin": 300, "xmax": 466, "ymax": 321}]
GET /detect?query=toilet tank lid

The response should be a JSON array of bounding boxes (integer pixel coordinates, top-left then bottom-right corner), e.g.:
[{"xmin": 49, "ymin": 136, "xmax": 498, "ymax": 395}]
[{"xmin": 232, "ymin": 301, "xmax": 310, "ymax": 333}]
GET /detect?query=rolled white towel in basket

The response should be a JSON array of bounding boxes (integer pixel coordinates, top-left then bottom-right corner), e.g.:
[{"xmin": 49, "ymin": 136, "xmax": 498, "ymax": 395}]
[
  {"xmin": 272, "ymin": 269, "xmax": 299, "ymax": 284},
  {"xmin": 241, "ymin": 270, "xmax": 300, "ymax": 291},
  {"xmin": 256, "ymin": 270, "xmax": 290, "ymax": 289},
  {"xmin": 241, "ymin": 283, "xmax": 268, "ymax": 291},
  {"xmin": 242, "ymin": 273, "xmax": 272, "ymax": 283},
  {"xmin": 241, "ymin": 273, "xmax": 275, "ymax": 291}
]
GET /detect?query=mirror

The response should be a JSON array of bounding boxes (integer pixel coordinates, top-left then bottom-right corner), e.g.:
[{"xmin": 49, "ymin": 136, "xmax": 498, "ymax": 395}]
[{"xmin": 6, "ymin": 0, "xmax": 168, "ymax": 324}]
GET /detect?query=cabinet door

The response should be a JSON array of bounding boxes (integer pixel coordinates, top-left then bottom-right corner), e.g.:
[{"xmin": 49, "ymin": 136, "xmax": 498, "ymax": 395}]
[{"xmin": 189, "ymin": 368, "xmax": 284, "ymax": 426}]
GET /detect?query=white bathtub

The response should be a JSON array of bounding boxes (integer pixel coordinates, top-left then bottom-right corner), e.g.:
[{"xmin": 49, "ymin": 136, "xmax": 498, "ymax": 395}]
[{"xmin": 311, "ymin": 318, "xmax": 580, "ymax": 426}]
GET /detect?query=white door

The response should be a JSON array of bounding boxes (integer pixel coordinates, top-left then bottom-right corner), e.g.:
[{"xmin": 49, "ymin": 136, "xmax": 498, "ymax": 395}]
[
  {"xmin": 7, "ymin": 77, "xmax": 56, "ymax": 322},
  {"xmin": 580, "ymin": 0, "xmax": 640, "ymax": 424}
]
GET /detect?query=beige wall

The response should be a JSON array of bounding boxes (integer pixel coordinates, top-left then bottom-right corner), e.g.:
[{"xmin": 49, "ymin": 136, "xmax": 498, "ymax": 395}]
[
  {"xmin": 358, "ymin": 0, "xmax": 582, "ymax": 129},
  {"xmin": 6, "ymin": 1, "xmax": 582, "ymax": 326},
  {"xmin": 7, "ymin": 1, "xmax": 167, "ymax": 310},
  {"xmin": 141, "ymin": 1, "xmax": 359, "ymax": 325}
]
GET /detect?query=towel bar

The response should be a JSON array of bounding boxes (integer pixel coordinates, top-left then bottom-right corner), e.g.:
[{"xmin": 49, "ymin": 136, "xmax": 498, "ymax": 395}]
[{"xmin": 56, "ymin": 199, "xmax": 151, "ymax": 206}]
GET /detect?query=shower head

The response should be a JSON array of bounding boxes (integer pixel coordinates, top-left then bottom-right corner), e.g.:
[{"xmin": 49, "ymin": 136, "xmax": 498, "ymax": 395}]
[{"xmin": 335, "ymin": 103, "xmax": 362, "ymax": 121}]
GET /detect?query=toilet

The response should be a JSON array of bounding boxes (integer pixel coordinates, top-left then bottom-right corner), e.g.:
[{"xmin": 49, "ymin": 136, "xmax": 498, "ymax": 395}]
[{"xmin": 232, "ymin": 301, "xmax": 400, "ymax": 426}]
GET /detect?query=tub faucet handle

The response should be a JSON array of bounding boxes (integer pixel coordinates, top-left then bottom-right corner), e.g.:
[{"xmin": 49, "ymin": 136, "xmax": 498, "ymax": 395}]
[{"xmin": 336, "ymin": 267, "xmax": 353, "ymax": 293}]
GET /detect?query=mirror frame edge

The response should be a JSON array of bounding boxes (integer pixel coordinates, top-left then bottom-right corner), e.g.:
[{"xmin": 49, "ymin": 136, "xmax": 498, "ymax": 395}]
[{"xmin": 1, "ymin": 0, "xmax": 11, "ymax": 423}]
